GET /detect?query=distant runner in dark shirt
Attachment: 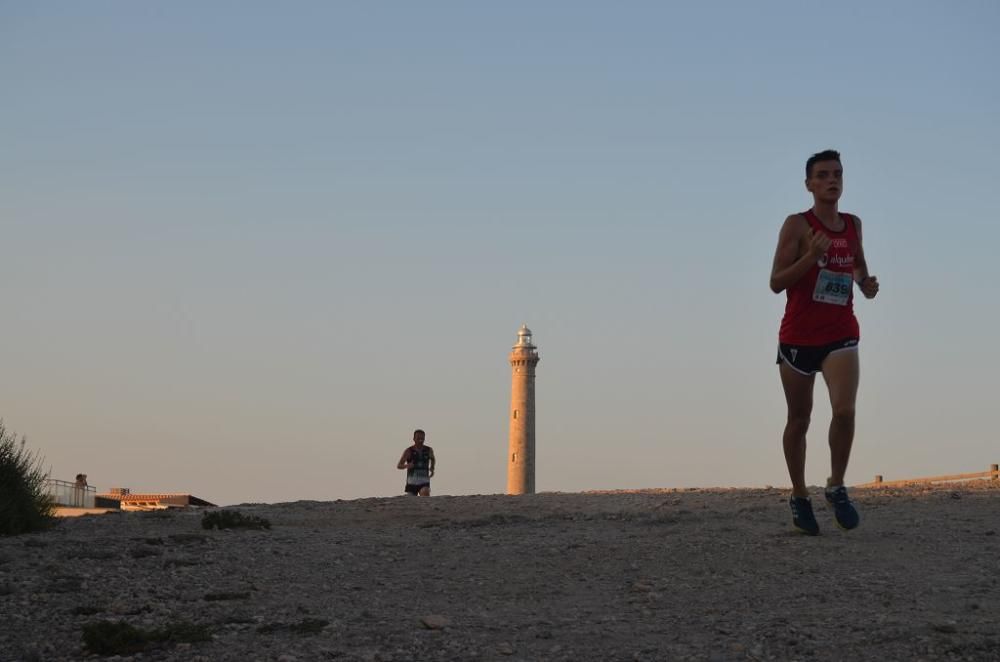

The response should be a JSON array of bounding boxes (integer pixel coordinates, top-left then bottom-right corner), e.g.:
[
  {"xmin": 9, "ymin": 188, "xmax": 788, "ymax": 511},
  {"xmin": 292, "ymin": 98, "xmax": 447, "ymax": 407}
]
[{"xmin": 397, "ymin": 429, "xmax": 435, "ymax": 496}]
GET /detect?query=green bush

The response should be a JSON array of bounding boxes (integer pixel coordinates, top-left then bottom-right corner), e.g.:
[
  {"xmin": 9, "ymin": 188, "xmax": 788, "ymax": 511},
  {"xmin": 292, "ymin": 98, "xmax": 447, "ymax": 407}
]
[
  {"xmin": 0, "ymin": 420, "xmax": 54, "ymax": 535},
  {"xmin": 201, "ymin": 509, "xmax": 270, "ymax": 530},
  {"xmin": 81, "ymin": 621, "xmax": 149, "ymax": 655},
  {"xmin": 155, "ymin": 621, "xmax": 213, "ymax": 645},
  {"xmin": 82, "ymin": 620, "xmax": 211, "ymax": 655}
]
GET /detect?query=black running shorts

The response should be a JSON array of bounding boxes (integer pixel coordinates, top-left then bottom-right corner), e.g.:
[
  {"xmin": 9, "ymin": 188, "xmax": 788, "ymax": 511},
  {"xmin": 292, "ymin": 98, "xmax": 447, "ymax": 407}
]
[{"xmin": 776, "ymin": 338, "xmax": 859, "ymax": 375}]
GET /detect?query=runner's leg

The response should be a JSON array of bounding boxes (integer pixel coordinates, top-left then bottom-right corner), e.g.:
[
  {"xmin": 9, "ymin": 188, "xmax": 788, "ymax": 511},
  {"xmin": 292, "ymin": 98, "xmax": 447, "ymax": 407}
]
[
  {"xmin": 821, "ymin": 348, "xmax": 860, "ymax": 487},
  {"xmin": 780, "ymin": 361, "xmax": 815, "ymax": 498}
]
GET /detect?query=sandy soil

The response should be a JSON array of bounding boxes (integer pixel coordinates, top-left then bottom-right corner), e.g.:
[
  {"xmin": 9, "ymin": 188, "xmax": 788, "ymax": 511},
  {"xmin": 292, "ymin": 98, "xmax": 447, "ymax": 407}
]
[{"xmin": 2, "ymin": 482, "xmax": 999, "ymax": 661}]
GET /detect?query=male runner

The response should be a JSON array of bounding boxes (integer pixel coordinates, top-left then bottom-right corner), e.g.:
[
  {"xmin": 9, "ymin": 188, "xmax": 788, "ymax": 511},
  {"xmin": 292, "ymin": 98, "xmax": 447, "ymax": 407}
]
[
  {"xmin": 397, "ymin": 429, "xmax": 435, "ymax": 496},
  {"xmin": 770, "ymin": 150, "xmax": 880, "ymax": 535}
]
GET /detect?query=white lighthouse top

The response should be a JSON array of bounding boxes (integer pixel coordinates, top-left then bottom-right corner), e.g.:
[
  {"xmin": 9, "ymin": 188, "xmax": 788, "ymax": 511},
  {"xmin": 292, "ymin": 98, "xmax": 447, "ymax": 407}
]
[{"xmin": 514, "ymin": 324, "xmax": 535, "ymax": 348}]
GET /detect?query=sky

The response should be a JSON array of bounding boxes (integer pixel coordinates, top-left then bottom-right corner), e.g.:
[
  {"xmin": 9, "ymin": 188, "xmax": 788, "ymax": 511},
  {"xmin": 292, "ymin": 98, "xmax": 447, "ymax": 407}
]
[{"xmin": 2, "ymin": 2, "xmax": 998, "ymax": 506}]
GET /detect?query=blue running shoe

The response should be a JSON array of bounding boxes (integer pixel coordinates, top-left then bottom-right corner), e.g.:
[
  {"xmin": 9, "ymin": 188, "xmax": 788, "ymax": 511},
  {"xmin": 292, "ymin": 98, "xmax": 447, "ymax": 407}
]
[
  {"xmin": 789, "ymin": 496, "xmax": 820, "ymax": 536},
  {"xmin": 824, "ymin": 485, "xmax": 860, "ymax": 530}
]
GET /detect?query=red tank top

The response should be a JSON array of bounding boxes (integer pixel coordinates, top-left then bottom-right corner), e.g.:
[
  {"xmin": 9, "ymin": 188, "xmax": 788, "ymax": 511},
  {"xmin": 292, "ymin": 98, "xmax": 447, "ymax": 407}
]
[{"xmin": 778, "ymin": 210, "xmax": 860, "ymax": 345}]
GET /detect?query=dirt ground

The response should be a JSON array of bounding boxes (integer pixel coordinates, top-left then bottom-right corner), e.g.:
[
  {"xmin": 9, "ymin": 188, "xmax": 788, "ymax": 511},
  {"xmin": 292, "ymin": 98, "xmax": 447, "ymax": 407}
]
[{"xmin": 2, "ymin": 482, "xmax": 999, "ymax": 661}]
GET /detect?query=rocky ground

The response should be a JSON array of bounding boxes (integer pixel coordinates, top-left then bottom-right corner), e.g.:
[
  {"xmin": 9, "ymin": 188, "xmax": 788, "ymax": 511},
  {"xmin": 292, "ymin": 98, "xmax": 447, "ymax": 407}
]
[{"xmin": 1, "ymin": 482, "xmax": 999, "ymax": 662}]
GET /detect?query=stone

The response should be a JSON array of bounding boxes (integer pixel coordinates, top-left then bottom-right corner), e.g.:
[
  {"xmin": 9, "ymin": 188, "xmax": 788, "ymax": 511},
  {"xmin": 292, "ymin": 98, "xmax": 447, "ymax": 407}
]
[{"xmin": 421, "ymin": 614, "xmax": 450, "ymax": 630}]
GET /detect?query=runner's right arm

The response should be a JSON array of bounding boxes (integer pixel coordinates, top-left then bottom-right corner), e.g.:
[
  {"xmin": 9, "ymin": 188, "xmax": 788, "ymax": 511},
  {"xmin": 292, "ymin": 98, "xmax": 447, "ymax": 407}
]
[
  {"xmin": 769, "ymin": 215, "xmax": 831, "ymax": 293},
  {"xmin": 397, "ymin": 449, "xmax": 412, "ymax": 470}
]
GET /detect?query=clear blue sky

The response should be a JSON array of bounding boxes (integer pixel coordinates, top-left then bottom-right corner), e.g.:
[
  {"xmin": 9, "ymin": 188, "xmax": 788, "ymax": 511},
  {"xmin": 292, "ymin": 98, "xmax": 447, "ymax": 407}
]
[{"xmin": 2, "ymin": 2, "xmax": 997, "ymax": 505}]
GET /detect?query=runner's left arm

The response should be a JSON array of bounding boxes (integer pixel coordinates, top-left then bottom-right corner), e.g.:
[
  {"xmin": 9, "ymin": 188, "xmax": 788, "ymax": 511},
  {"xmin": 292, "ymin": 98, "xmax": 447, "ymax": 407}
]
[
  {"xmin": 851, "ymin": 216, "xmax": 879, "ymax": 299},
  {"xmin": 428, "ymin": 449, "xmax": 436, "ymax": 477}
]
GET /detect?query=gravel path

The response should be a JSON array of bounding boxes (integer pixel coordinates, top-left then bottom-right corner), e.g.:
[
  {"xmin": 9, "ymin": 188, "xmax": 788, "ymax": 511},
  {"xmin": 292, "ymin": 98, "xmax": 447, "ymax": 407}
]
[{"xmin": 2, "ymin": 483, "xmax": 998, "ymax": 661}]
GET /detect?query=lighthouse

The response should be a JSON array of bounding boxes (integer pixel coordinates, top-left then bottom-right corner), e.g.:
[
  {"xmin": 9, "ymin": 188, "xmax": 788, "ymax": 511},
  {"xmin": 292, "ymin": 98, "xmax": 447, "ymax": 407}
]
[{"xmin": 507, "ymin": 324, "xmax": 540, "ymax": 495}]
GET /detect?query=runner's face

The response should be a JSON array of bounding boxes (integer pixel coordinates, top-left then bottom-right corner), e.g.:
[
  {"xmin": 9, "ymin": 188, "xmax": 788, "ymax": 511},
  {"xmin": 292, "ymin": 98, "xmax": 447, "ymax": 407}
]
[
  {"xmin": 806, "ymin": 160, "xmax": 843, "ymax": 203},
  {"xmin": 413, "ymin": 433, "xmax": 425, "ymax": 446}
]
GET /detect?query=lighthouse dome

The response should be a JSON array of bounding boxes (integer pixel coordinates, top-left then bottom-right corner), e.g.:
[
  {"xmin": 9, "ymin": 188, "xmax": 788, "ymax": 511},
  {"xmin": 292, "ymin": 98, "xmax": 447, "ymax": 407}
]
[{"xmin": 515, "ymin": 324, "xmax": 534, "ymax": 347}]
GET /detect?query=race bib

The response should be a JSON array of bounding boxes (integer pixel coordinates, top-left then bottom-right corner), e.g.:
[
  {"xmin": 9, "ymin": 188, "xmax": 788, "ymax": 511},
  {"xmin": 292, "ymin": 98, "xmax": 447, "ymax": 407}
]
[{"xmin": 813, "ymin": 269, "xmax": 852, "ymax": 305}]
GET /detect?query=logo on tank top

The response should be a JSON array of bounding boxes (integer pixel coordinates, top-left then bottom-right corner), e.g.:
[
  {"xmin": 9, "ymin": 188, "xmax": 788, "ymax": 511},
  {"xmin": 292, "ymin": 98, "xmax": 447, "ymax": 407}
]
[
  {"xmin": 824, "ymin": 254, "xmax": 854, "ymax": 267},
  {"xmin": 817, "ymin": 238, "xmax": 850, "ymax": 268}
]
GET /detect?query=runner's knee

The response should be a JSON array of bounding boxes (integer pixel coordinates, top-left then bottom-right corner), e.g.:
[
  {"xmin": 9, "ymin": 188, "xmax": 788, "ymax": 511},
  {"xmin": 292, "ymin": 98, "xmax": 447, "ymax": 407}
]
[
  {"xmin": 785, "ymin": 412, "xmax": 811, "ymax": 433},
  {"xmin": 831, "ymin": 406, "xmax": 855, "ymax": 421}
]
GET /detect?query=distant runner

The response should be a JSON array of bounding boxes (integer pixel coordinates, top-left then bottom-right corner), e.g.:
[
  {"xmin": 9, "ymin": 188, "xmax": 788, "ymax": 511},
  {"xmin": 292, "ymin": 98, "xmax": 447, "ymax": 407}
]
[
  {"xmin": 397, "ymin": 429, "xmax": 435, "ymax": 496},
  {"xmin": 769, "ymin": 149, "xmax": 880, "ymax": 535}
]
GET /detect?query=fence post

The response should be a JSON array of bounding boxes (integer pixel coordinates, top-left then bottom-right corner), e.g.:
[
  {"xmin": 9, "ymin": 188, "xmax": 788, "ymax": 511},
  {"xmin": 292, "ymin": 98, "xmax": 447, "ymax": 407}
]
[
  {"xmin": 991, "ymin": 464, "xmax": 998, "ymax": 481},
  {"xmin": 874, "ymin": 475, "xmax": 883, "ymax": 486}
]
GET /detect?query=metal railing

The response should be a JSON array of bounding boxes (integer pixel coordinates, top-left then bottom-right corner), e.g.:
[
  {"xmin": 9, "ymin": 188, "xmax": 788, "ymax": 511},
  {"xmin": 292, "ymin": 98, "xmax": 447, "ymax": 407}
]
[{"xmin": 44, "ymin": 479, "xmax": 96, "ymax": 508}]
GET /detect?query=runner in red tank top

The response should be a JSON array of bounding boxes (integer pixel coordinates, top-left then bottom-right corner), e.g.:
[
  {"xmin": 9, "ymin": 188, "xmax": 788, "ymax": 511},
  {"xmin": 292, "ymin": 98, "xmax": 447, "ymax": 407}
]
[
  {"xmin": 779, "ymin": 209, "xmax": 861, "ymax": 346},
  {"xmin": 769, "ymin": 150, "xmax": 880, "ymax": 535}
]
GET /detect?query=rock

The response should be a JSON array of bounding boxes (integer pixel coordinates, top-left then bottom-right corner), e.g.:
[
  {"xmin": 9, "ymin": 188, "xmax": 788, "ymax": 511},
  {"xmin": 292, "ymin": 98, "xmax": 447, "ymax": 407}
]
[
  {"xmin": 130, "ymin": 546, "xmax": 162, "ymax": 559},
  {"xmin": 421, "ymin": 614, "xmax": 450, "ymax": 630},
  {"xmin": 930, "ymin": 622, "xmax": 958, "ymax": 634},
  {"xmin": 497, "ymin": 642, "xmax": 514, "ymax": 655}
]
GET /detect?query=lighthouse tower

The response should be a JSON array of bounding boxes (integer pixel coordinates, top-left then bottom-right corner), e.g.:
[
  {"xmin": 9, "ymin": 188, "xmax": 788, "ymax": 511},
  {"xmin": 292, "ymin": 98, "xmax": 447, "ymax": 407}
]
[{"xmin": 507, "ymin": 324, "xmax": 540, "ymax": 495}]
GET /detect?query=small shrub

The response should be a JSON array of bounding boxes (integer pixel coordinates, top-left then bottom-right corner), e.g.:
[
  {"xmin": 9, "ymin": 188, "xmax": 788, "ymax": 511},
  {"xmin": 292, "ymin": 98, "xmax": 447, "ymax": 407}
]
[
  {"xmin": 203, "ymin": 591, "xmax": 251, "ymax": 601},
  {"xmin": 82, "ymin": 621, "xmax": 149, "ymax": 655},
  {"xmin": 82, "ymin": 620, "xmax": 211, "ymax": 655},
  {"xmin": 201, "ymin": 509, "xmax": 270, "ymax": 531},
  {"xmin": 257, "ymin": 618, "xmax": 329, "ymax": 635},
  {"xmin": 0, "ymin": 420, "xmax": 54, "ymax": 535},
  {"xmin": 155, "ymin": 621, "xmax": 212, "ymax": 644}
]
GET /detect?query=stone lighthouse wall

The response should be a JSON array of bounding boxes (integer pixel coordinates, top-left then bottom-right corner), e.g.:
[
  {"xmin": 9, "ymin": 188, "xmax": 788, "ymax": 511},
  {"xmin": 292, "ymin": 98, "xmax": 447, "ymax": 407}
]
[{"xmin": 507, "ymin": 348, "xmax": 538, "ymax": 494}]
